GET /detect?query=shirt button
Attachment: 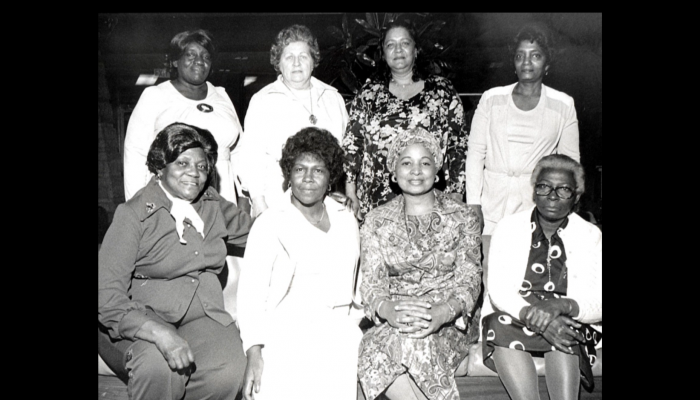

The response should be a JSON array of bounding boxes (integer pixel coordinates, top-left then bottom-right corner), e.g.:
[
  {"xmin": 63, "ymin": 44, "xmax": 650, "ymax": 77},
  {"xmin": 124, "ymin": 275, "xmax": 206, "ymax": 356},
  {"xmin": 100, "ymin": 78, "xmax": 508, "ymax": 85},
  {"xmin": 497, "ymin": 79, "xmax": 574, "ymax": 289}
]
[
  {"xmin": 195, "ymin": 251, "xmax": 199, "ymax": 255},
  {"xmin": 191, "ymin": 279, "xmax": 196, "ymax": 283},
  {"xmin": 203, "ymin": 302, "xmax": 208, "ymax": 308},
  {"xmin": 507, "ymin": 171, "xmax": 513, "ymax": 177}
]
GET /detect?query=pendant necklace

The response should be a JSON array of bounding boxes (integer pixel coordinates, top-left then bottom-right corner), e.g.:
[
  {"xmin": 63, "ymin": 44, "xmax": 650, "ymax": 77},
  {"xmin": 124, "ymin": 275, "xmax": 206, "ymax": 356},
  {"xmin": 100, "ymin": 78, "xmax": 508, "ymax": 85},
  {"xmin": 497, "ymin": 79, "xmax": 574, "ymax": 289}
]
[
  {"xmin": 543, "ymin": 229, "xmax": 563, "ymax": 292},
  {"xmin": 391, "ymin": 78, "xmax": 415, "ymax": 88},
  {"xmin": 544, "ymin": 244, "xmax": 555, "ymax": 292},
  {"xmin": 391, "ymin": 72, "xmax": 415, "ymax": 89},
  {"xmin": 307, "ymin": 203, "xmax": 326, "ymax": 225},
  {"xmin": 284, "ymin": 81, "xmax": 317, "ymax": 125}
]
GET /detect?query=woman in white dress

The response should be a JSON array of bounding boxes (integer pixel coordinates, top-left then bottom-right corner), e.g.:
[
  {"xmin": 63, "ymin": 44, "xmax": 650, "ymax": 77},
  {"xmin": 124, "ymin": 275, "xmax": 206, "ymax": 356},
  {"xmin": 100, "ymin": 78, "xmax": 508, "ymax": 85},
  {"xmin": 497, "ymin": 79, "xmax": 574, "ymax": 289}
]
[
  {"xmin": 122, "ymin": 29, "xmax": 245, "ymax": 318},
  {"xmin": 237, "ymin": 127, "xmax": 363, "ymax": 400},
  {"xmin": 236, "ymin": 24, "xmax": 349, "ymax": 217}
]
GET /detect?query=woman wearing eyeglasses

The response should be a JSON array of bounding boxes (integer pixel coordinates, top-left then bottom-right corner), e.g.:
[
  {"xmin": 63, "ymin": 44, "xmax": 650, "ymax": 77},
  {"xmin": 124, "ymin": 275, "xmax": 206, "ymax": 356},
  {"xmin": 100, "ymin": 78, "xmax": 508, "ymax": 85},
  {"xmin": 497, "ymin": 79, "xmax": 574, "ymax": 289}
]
[{"xmin": 481, "ymin": 154, "xmax": 601, "ymax": 400}]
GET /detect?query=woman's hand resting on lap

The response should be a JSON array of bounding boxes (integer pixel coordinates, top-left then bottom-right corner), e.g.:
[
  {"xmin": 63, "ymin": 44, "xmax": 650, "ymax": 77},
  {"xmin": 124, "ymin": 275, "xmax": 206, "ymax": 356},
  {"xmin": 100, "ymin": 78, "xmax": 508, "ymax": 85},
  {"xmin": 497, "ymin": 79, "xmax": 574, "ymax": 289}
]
[
  {"xmin": 378, "ymin": 299, "xmax": 454, "ymax": 339},
  {"xmin": 541, "ymin": 315, "xmax": 585, "ymax": 354},
  {"xmin": 522, "ymin": 298, "xmax": 576, "ymax": 334},
  {"xmin": 136, "ymin": 320, "xmax": 195, "ymax": 371}
]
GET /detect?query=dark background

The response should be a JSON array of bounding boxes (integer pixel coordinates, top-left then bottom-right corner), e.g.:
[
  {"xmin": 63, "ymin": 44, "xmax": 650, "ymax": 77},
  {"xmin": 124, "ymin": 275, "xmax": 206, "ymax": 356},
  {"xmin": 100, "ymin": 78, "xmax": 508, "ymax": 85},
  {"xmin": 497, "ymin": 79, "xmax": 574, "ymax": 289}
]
[{"xmin": 97, "ymin": 12, "xmax": 602, "ymax": 225}]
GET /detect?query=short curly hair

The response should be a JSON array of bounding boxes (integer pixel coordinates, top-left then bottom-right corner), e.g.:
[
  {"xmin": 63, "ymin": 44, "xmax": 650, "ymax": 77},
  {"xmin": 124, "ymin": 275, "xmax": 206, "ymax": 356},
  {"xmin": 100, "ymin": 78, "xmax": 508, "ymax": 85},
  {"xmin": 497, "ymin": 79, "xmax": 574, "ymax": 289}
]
[
  {"xmin": 146, "ymin": 122, "xmax": 218, "ymax": 179},
  {"xmin": 269, "ymin": 24, "xmax": 320, "ymax": 73},
  {"xmin": 530, "ymin": 154, "xmax": 585, "ymax": 196},
  {"xmin": 279, "ymin": 127, "xmax": 344, "ymax": 190},
  {"xmin": 509, "ymin": 23, "xmax": 556, "ymax": 68},
  {"xmin": 169, "ymin": 29, "xmax": 216, "ymax": 64}
]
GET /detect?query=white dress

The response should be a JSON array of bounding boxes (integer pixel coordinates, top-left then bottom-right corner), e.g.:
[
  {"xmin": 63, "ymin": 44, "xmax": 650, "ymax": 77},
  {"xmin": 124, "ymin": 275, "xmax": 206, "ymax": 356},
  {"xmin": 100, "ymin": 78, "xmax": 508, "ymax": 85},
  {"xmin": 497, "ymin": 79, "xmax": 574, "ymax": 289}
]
[
  {"xmin": 123, "ymin": 80, "xmax": 243, "ymax": 204},
  {"xmin": 237, "ymin": 192, "xmax": 363, "ymax": 400}
]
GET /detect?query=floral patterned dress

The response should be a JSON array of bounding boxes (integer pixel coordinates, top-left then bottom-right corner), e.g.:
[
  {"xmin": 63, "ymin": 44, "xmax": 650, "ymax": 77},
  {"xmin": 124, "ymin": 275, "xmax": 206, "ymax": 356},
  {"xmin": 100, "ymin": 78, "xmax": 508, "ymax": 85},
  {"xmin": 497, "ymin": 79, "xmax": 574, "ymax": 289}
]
[
  {"xmin": 342, "ymin": 75, "xmax": 469, "ymax": 220},
  {"xmin": 358, "ymin": 191, "xmax": 482, "ymax": 400}
]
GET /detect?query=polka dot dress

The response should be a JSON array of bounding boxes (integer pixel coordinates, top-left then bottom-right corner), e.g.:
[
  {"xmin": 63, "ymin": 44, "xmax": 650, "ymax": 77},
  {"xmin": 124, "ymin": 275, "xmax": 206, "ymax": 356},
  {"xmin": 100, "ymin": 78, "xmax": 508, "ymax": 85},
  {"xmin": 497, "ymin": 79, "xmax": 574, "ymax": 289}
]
[{"xmin": 481, "ymin": 209, "xmax": 601, "ymax": 389}]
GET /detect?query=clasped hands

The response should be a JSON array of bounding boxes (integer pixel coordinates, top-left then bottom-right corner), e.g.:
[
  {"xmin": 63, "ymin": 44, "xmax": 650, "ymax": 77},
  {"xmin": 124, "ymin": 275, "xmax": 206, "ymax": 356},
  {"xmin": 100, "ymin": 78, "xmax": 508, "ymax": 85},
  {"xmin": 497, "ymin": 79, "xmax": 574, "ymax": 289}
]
[
  {"xmin": 520, "ymin": 299, "xmax": 584, "ymax": 354},
  {"xmin": 378, "ymin": 299, "xmax": 455, "ymax": 339}
]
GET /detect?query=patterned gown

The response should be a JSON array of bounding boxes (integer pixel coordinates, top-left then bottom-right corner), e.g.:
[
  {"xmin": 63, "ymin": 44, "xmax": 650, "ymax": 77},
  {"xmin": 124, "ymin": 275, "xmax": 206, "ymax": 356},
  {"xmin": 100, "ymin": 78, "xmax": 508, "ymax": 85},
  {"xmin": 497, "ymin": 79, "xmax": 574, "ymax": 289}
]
[
  {"xmin": 358, "ymin": 191, "xmax": 482, "ymax": 400},
  {"xmin": 342, "ymin": 75, "xmax": 469, "ymax": 220},
  {"xmin": 481, "ymin": 209, "xmax": 601, "ymax": 389}
]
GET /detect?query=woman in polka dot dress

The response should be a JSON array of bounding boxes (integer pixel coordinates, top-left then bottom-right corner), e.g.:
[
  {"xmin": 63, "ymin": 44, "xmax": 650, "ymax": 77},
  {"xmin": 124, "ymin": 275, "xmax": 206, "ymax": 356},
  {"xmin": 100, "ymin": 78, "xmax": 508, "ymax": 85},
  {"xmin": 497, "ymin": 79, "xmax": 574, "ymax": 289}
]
[{"xmin": 481, "ymin": 155, "xmax": 601, "ymax": 400}]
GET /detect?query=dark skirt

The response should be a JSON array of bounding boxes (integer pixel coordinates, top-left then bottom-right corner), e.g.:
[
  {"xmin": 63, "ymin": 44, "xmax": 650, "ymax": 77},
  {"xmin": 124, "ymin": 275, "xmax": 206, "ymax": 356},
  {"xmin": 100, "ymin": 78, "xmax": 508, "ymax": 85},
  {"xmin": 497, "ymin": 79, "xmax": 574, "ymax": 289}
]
[{"xmin": 481, "ymin": 310, "xmax": 601, "ymax": 389}]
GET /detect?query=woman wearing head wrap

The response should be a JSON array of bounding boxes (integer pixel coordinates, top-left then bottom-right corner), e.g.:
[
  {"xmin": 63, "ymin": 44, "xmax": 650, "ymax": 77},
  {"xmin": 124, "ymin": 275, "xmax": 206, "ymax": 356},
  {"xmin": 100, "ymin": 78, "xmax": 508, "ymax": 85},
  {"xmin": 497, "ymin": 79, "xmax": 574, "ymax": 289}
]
[{"xmin": 357, "ymin": 127, "xmax": 482, "ymax": 400}]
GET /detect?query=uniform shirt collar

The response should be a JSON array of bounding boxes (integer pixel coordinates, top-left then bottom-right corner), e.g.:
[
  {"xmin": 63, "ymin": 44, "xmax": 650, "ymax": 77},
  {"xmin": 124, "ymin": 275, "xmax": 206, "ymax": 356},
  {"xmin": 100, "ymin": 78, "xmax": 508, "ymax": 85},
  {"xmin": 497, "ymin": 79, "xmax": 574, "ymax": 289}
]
[{"xmin": 136, "ymin": 175, "xmax": 220, "ymax": 222}]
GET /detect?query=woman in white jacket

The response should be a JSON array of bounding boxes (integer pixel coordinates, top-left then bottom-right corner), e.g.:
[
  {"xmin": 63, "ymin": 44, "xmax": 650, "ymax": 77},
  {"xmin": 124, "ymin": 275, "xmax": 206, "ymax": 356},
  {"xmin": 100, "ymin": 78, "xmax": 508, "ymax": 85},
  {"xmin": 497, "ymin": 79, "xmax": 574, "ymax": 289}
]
[
  {"xmin": 236, "ymin": 24, "xmax": 349, "ymax": 217},
  {"xmin": 481, "ymin": 154, "xmax": 601, "ymax": 400},
  {"xmin": 237, "ymin": 127, "xmax": 362, "ymax": 400},
  {"xmin": 465, "ymin": 23, "xmax": 579, "ymax": 279}
]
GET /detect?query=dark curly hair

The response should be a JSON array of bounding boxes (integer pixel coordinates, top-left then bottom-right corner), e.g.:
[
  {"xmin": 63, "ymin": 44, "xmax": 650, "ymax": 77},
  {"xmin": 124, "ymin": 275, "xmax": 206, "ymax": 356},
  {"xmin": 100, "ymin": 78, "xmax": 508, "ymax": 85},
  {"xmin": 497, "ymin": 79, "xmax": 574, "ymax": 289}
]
[
  {"xmin": 146, "ymin": 122, "xmax": 218, "ymax": 181},
  {"xmin": 279, "ymin": 127, "xmax": 345, "ymax": 191},
  {"xmin": 169, "ymin": 29, "xmax": 216, "ymax": 64},
  {"xmin": 374, "ymin": 20, "xmax": 429, "ymax": 85},
  {"xmin": 269, "ymin": 24, "xmax": 320, "ymax": 74},
  {"xmin": 508, "ymin": 23, "xmax": 556, "ymax": 69}
]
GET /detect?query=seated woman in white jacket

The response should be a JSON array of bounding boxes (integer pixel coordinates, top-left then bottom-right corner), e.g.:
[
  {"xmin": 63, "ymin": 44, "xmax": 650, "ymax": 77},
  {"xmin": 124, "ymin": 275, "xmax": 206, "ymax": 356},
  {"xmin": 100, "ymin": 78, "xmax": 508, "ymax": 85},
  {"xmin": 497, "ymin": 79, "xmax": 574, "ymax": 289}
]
[
  {"xmin": 237, "ymin": 127, "xmax": 363, "ymax": 400},
  {"xmin": 481, "ymin": 154, "xmax": 601, "ymax": 400}
]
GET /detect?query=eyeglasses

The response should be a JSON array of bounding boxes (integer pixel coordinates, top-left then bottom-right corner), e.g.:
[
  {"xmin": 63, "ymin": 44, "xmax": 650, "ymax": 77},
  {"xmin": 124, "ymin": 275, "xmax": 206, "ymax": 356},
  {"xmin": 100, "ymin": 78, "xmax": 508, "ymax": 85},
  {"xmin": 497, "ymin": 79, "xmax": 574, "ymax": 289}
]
[{"xmin": 534, "ymin": 183, "xmax": 576, "ymax": 199}]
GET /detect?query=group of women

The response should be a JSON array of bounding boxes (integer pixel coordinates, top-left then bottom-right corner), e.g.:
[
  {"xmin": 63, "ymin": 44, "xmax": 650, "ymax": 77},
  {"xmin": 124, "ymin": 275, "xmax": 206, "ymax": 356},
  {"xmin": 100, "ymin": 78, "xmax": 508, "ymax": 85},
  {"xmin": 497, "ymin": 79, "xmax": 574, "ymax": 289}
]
[{"xmin": 99, "ymin": 20, "xmax": 601, "ymax": 400}]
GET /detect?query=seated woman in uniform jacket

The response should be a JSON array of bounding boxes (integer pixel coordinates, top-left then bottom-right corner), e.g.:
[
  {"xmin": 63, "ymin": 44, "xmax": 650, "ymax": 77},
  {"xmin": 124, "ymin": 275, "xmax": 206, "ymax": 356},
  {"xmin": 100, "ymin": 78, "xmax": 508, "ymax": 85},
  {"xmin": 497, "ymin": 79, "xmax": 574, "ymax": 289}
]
[{"xmin": 98, "ymin": 122, "xmax": 253, "ymax": 400}]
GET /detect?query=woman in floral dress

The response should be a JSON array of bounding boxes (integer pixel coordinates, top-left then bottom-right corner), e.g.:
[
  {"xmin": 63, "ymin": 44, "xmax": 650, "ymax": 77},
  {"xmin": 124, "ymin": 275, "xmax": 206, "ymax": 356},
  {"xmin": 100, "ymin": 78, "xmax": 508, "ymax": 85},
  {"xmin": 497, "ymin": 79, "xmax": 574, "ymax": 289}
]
[
  {"xmin": 358, "ymin": 127, "xmax": 482, "ymax": 400},
  {"xmin": 342, "ymin": 21, "xmax": 469, "ymax": 221}
]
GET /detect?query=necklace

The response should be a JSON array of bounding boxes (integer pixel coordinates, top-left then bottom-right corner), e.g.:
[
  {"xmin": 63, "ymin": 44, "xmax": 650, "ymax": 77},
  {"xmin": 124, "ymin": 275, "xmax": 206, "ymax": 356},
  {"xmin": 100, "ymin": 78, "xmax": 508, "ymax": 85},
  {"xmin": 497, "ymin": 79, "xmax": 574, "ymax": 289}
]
[
  {"xmin": 391, "ymin": 78, "xmax": 415, "ymax": 88},
  {"xmin": 543, "ymin": 228, "xmax": 564, "ymax": 292},
  {"xmin": 391, "ymin": 73, "xmax": 415, "ymax": 89},
  {"xmin": 307, "ymin": 203, "xmax": 326, "ymax": 225},
  {"xmin": 283, "ymin": 80, "xmax": 317, "ymax": 125}
]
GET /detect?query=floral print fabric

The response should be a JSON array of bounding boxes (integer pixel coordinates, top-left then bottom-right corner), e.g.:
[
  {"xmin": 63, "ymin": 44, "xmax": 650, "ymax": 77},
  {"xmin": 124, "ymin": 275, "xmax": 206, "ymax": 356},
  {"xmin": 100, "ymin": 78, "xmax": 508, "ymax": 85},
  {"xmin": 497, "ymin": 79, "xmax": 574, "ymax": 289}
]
[
  {"xmin": 342, "ymin": 75, "xmax": 469, "ymax": 220},
  {"xmin": 358, "ymin": 191, "xmax": 482, "ymax": 400}
]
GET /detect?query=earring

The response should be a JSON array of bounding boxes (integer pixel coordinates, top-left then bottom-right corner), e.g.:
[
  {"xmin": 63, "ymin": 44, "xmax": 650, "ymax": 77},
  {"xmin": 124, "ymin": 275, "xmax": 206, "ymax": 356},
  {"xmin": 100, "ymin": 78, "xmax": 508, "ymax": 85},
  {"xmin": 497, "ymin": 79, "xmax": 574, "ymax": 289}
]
[
  {"xmin": 434, "ymin": 175, "xmax": 439, "ymax": 183},
  {"xmin": 328, "ymin": 184, "xmax": 332, "ymax": 192},
  {"xmin": 546, "ymin": 71, "xmax": 549, "ymax": 76},
  {"xmin": 391, "ymin": 175, "xmax": 397, "ymax": 183}
]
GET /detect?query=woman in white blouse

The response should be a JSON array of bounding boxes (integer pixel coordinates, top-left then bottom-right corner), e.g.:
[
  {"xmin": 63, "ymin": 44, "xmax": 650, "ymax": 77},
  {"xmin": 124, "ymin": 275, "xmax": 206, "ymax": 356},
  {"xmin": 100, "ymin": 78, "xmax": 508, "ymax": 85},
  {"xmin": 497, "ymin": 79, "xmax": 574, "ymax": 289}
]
[
  {"xmin": 236, "ymin": 24, "xmax": 348, "ymax": 217},
  {"xmin": 123, "ymin": 29, "xmax": 243, "ymax": 204}
]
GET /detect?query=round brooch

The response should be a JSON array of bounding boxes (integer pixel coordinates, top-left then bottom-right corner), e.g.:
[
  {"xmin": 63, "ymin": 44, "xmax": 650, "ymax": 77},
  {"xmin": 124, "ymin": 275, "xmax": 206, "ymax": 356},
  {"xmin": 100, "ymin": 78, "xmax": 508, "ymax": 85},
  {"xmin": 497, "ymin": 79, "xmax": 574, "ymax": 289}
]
[{"xmin": 197, "ymin": 103, "xmax": 214, "ymax": 113}]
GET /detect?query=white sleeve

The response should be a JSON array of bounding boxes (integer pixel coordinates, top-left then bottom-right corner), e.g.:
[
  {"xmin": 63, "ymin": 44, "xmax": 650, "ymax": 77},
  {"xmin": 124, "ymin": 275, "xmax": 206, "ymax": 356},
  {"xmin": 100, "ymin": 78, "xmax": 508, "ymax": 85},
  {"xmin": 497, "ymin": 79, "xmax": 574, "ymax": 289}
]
[
  {"xmin": 556, "ymin": 98, "xmax": 580, "ymax": 162},
  {"xmin": 123, "ymin": 87, "xmax": 164, "ymax": 200},
  {"xmin": 572, "ymin": 228, "xmax": 602, "ymax": 323},
  {"xmin": 487, "ymin": 217, "xmax": 531, "ymax": 318},
  {"xmin": 465, "ymin": 93, "xmax": 490, "ymax": 205},
  {"xmin": 237, "ymin": 94, "xmax": 270, "ymax": 199},
  {"xmin": 236, "ymin": 213, "xmax": 279, "ymax": 352}
]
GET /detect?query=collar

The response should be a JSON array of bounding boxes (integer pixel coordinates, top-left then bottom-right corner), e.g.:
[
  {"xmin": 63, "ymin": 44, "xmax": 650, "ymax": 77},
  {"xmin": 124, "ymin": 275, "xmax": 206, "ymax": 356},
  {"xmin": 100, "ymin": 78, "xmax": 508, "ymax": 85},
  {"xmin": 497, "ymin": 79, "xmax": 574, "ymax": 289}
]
[
  {"xmin": 370, "ymin": 189, "xmax": 460, "ymax": 223},
  {"xmin": 132, "ymin": 175, "xmax": 221, "ymax": 222},
  {"xmin": 530, "ymin": 207, "xmax": 570, "ymax": 244},
  {"xmin": 266, "ymin": 75, "xmax": 337, "ymax": 99}
]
